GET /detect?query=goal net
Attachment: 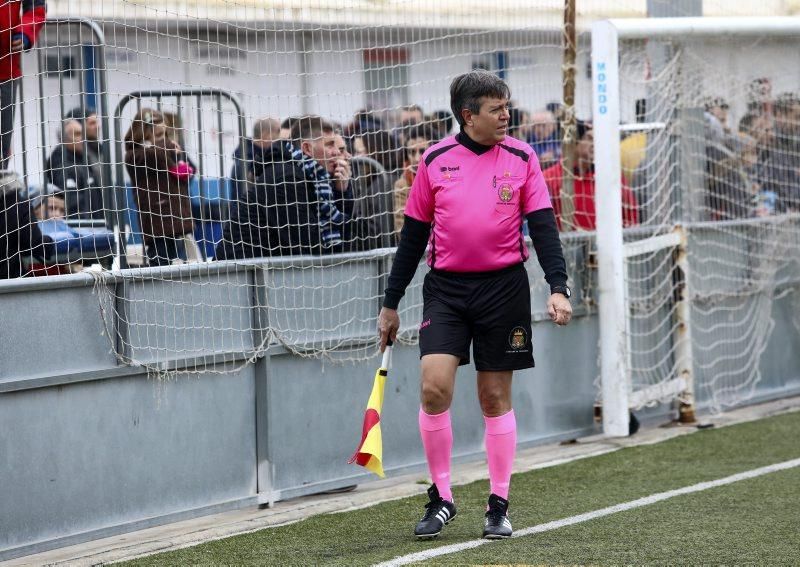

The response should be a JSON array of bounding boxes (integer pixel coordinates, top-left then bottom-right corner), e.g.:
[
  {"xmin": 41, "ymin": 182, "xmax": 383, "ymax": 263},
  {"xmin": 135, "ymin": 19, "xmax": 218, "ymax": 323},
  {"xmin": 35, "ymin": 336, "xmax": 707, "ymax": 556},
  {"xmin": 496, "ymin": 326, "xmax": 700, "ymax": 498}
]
[
  {"xmin": 593, "ymin": 18, "xmax": 800, "ymax": 432},
  {"xmin": 1, "ymin": 1, "xmax": 590, "ymax": 373}
]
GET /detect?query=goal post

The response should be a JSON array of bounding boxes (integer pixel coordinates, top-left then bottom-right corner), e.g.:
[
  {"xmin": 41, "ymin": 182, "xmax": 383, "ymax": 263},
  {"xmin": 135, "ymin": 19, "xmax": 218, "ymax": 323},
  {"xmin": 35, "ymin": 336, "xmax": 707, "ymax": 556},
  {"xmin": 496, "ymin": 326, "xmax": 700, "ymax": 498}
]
[{"xmin": 592, "ymin": 17, "xmax": 800, "ymax": 436}]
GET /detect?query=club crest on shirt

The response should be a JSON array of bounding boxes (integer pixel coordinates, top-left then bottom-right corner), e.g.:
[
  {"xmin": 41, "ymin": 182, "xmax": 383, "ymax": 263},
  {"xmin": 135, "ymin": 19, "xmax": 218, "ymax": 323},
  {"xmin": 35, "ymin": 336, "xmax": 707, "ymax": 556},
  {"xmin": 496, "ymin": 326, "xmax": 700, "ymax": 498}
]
[
  {"xmin": 498, "ymin": 183, "xmax": 514, "ymax": 202},
  {"xmin": 508, "ymin": 326, "xmax": 527, "ymax": 350}
]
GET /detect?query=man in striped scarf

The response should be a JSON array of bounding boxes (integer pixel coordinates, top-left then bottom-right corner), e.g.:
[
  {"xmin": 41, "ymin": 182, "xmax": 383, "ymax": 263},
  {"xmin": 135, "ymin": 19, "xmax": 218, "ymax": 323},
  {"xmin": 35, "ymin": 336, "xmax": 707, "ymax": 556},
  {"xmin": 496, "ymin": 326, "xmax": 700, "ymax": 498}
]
[{"xmin": 216, "ymin": 115, "xmax": 356, "ymax": 259}]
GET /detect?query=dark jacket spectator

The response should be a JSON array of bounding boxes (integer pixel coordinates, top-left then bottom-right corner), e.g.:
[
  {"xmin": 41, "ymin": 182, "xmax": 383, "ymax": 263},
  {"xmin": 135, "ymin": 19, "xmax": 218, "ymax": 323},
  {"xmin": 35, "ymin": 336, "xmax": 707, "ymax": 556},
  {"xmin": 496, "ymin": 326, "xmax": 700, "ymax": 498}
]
[
  {"xmin": 0, "ymin": 0, "xmax": 46, "ymax": 168},
  {"xmin": 64, "ymin": 106, "xmax": 104, "ymax": 161},
  {"xmin": 230, "ymin": 118, "xmax": 280, "ymax": 210},
  {"xmin": 46, "ymin": 119, "xmax": 104, "ymax": 220},
  {"xmin": 0, "ymin": 175, "xmax": 50, "ymax": 279},
  {"xmin": 707, "ymin": 137, "xmax": 759, "ymax": 221},
  {"xmin": 216, "ymin": 116, "xmax": 355, "ymax": 259},
  {"xmin": 123, "ymin": 109, "xmax": 195, "ymax": 266},
  {"xmin": 762, "ymin": 93, "xmax": 800, "ymax": 212}
]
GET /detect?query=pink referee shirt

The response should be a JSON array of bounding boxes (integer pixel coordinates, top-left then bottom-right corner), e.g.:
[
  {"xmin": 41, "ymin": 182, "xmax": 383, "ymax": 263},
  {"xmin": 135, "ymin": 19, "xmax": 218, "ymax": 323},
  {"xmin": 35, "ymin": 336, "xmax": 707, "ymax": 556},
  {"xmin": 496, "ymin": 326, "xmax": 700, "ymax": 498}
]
[{"xmin": 404, "ymin": 133, "xmax": 553, "ymax": 272}]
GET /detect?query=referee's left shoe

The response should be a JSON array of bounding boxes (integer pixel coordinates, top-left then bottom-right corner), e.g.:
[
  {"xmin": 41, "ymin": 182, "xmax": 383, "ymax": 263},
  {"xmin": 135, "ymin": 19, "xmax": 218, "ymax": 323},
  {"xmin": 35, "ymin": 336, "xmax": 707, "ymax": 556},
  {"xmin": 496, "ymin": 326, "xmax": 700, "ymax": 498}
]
[{"xmin": 482, "ymin": 494, "xmax": 513, "ymax": 539}]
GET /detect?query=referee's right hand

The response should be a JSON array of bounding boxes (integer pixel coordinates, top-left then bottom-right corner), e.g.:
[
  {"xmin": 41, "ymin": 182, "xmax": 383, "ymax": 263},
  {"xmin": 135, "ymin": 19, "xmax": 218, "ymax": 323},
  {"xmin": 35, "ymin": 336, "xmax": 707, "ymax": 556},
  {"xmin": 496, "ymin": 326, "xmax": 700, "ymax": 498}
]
[{"xmin": 378, "ymin": 307, "xmax": 400, "ymax": 352}]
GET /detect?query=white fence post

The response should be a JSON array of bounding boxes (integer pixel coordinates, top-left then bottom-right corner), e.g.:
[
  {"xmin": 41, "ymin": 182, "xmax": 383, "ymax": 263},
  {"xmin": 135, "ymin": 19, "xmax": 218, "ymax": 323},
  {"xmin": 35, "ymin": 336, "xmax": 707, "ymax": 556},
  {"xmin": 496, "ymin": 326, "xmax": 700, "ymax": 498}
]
[{"xmin": 592, "ymin": 20, "xmax": 629, "ymax": 437}]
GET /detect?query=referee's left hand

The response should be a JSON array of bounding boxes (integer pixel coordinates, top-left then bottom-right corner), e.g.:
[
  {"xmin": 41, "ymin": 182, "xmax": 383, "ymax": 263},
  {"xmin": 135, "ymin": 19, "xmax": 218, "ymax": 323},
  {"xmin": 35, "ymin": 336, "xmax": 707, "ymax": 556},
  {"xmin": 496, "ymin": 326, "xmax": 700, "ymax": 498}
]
[{"xmin": 548, "ymin": 294, "xmax": 572, "ymax": 326}]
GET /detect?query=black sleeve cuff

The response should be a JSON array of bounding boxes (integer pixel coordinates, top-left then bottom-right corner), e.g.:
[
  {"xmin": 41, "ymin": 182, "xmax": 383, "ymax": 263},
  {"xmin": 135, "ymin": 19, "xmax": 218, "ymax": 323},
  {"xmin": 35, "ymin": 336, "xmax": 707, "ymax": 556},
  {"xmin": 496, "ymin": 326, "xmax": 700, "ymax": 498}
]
[
  {"xmin": 526, "ymin": 208, "xmax": 568, "ymax": 289},
  {"xmin": 383, "ymin": 216, "xmax": 431, "ymax": 309}
]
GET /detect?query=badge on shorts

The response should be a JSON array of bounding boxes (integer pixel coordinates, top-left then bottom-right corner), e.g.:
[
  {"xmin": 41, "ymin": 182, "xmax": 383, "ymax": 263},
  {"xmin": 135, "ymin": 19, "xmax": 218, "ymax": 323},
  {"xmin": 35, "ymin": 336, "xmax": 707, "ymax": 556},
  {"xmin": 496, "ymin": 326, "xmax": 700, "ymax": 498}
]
[
  {"xmin": 498, "ymin": 183, "xmax": 514, "ymax": 202},
  {"xmin": 508, "ymin": 326, "xmax": 527, "ymax": 350}
]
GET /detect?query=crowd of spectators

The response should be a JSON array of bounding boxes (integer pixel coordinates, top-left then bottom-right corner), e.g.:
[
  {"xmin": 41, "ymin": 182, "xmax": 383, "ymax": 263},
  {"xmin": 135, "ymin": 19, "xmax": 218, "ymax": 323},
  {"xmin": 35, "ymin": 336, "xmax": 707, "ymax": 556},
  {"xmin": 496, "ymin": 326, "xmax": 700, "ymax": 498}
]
[
  {"xmin": 1, "ymin": 5, "xmax": 799, "ymax": 277},
  {"xmin": 671, "ymin": 79, "xmax": 800, "ymax": 222}
]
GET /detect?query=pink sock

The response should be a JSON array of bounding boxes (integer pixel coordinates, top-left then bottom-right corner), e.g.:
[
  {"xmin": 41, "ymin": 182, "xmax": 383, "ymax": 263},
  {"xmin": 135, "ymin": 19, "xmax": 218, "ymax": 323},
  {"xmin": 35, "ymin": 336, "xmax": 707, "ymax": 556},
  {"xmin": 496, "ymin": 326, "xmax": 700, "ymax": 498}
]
[
  {"xmin": 484, "ymin": 409, "xmax": 517, "ymax": 500},
  {"xmin": 419, "ymin": 407, "xmax": 453, "ymax": 502}
]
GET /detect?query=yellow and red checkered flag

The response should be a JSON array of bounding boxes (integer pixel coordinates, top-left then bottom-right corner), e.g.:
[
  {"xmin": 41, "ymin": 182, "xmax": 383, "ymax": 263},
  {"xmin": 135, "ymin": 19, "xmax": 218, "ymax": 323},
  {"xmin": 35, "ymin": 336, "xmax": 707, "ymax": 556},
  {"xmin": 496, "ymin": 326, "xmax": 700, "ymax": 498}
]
[{"xmin": 349, "ymin": 342, "xmax": 393, "ymax": 477}]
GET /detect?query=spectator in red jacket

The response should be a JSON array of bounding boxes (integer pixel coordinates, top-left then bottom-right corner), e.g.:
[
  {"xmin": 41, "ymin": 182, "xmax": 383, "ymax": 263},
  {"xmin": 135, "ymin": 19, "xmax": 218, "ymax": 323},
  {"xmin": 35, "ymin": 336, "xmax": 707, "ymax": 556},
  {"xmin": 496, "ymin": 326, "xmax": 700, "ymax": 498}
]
[
  {"xmin": 1, "ymin": 0, "xmax": 47, "ymax": 168},
  {"xmin": 543, "ymin": 121, "xmax": 638, "ymax": 230}
]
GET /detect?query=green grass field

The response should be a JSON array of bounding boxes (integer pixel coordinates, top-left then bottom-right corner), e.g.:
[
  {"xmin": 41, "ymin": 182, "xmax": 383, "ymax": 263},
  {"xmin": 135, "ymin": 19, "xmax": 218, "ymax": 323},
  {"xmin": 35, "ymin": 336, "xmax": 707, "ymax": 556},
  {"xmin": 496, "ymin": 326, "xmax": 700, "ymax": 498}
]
[{"xmin": 125, "ymin": 411, "xmax": 800, "ymax": 566}]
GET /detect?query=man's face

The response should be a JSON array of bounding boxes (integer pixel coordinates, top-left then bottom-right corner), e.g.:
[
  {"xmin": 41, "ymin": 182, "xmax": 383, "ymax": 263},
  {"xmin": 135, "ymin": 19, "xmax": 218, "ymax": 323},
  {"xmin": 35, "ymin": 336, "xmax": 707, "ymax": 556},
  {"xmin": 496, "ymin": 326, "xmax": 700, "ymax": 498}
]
[
  {"xmin": 63, "ymin": 121, "xmax": 84, "ymax": 152},
  {"xmin": 401, "ymin": 108, "xmax": 423, "ymax": 125},
  {"xmin": 254, "ymin": 122, "xmax": 278, "ymax": 148},
  {"xmin": 741, "ymin": 143, "xmax": 759, "ymax": 169},
  {"xmin": 47, "ymin": 196, "xmax": 66, "ymax": 219},
  {"xmin": 302, "ymin": 131, "xmax": 341, "ymax": 175},
  {"xmin": 466, "ymin": 96, "xmax": 510, "ymax": 144},
  {"xmin": 577, "ymin": 129, "xmax": 594, "ymax": 165},
  {"xmin": 750, "ymin": 78, "xmax": 772, "ymax": 103},
  {"xmin": 36, "ymin": 195, "xmax": 66, "ymax": 220},
  {"xmin": 710, "ymin": 105, "xmax": 729, "ymax": 125},
  {"xmin": 752, "ymin": 114, "xmax": 775, "ymax": 146},
  {"xmin": 404, "ymin": 136, "xmax": 429, "ymax": 170},
  {"xmin": 84, "ymin": 114, "xmax": 99, "ymax": 141},
  {"xmin": 531, "ymin": 112, "xmax": 556, "ymax": 141}
]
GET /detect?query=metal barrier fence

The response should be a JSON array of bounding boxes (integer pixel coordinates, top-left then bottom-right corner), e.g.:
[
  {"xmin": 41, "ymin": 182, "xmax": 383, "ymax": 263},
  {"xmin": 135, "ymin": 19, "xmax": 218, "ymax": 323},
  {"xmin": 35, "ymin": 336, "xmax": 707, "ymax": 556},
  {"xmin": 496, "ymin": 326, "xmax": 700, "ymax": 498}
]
[{"xmin": 112, "ymin": 88, "xmax": 247, "ymax": 267}]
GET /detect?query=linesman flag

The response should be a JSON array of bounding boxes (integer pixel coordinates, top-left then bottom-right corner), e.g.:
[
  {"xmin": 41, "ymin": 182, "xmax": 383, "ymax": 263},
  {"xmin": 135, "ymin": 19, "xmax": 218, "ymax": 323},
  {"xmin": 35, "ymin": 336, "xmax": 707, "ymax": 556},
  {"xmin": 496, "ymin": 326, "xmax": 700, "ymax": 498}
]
[{"xmin": 349, "ymin": 340, "xmax": 393, "ymax": 477}]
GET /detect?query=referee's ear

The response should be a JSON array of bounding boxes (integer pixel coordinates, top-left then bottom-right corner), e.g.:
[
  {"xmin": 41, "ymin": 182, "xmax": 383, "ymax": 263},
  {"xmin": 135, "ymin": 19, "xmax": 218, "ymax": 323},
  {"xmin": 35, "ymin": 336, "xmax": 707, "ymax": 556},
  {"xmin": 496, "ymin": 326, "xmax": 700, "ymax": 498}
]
[{"xmin": 461, "ymin": 108, "xmax": 474, "ymax": 127}]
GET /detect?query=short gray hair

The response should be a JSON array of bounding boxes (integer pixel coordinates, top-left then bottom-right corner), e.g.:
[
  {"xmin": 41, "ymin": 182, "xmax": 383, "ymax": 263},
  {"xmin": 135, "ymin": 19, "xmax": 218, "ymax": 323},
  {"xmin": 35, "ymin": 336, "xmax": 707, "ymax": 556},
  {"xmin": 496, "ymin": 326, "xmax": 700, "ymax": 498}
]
[
  {"xmin": 290, "ymin": 115, "xmax": 335, "ymax": 145},
  {"xmin": 253, "ymin": 117, "xmax": 280, "ymax": 141},
  {"xmin": 449, "ymin": 70, "xmax": 511, "ymax": 128}
]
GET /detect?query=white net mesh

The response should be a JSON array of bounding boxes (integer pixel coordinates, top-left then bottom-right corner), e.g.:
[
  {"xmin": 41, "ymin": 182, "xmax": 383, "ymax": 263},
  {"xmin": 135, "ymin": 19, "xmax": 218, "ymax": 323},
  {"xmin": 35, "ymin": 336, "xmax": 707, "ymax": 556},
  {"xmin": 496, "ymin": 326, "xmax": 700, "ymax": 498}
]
[
  {"xmin": 616, "ymin": 33, "xmax": 800, "ymax": 412},
  {"xmin": 2, "ymin": 2, "xmax": 799, "ymax": 382},
  {"xmin": 2, "ymin": 1, "xmax": 584, "ymax": 373}
]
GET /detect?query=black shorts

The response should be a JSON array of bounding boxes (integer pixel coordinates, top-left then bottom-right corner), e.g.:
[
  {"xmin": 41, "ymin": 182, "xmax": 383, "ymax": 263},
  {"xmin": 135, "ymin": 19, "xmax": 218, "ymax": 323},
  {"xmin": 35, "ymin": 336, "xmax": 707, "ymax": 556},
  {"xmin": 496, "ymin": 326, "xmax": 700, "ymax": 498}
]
[{"xmin": 419, "ymin": 263, "xmax": 534, "ymax": 372}]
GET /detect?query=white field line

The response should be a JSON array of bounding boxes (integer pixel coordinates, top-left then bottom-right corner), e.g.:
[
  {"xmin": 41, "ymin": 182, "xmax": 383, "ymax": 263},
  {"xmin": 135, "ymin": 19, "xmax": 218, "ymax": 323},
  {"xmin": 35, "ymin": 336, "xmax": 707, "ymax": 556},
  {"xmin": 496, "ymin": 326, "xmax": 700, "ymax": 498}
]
[{"xmin": 374, "ymin": 457, "xmax": 800, "ymax": 567}]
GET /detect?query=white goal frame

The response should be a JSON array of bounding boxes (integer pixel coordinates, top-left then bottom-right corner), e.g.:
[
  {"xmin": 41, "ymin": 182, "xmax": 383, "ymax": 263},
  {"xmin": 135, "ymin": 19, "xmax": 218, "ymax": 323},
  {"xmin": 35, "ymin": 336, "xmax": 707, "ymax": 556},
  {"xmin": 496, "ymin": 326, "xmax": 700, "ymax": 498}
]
[{"xmin": 592, "ymin": 17, "xmax": 800, "ymax": 436}]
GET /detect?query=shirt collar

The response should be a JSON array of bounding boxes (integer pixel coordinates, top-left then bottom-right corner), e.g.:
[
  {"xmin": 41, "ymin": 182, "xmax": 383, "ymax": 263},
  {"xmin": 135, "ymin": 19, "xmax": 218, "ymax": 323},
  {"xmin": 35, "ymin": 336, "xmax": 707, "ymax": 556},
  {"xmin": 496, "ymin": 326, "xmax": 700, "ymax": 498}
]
[{"xmin": 456, "ymin": 130, "xmax": 495, "ymax": 155}]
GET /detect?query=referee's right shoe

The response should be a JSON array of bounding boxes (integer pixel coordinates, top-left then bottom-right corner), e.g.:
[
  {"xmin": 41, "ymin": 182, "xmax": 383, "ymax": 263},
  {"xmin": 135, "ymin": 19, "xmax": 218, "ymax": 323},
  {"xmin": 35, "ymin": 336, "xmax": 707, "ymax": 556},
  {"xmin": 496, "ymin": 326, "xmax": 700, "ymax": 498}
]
[
  {"xmin": 414, "ymin": 484, "xmax": 457, "ymax": 539},
  {"xmin": 482, "ymin": 493, "xmax": 513, "ymax": 539}
]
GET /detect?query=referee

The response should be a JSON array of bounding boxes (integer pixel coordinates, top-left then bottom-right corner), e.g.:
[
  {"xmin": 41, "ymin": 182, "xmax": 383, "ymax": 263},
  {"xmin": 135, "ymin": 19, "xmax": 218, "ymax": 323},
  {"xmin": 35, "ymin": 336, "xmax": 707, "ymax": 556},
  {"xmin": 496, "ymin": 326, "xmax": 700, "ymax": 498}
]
[{"xmin": 378, "ymin": 71, "xmax": 572, "ymax": 540}]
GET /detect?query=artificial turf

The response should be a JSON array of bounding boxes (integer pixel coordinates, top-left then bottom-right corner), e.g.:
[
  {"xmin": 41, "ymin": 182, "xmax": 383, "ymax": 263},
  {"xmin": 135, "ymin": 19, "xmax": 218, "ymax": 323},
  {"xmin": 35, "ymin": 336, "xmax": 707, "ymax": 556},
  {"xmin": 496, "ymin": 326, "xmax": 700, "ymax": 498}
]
[{"xmin": 124, "ymin": 410, "xmax": 800, "ymax": 566}]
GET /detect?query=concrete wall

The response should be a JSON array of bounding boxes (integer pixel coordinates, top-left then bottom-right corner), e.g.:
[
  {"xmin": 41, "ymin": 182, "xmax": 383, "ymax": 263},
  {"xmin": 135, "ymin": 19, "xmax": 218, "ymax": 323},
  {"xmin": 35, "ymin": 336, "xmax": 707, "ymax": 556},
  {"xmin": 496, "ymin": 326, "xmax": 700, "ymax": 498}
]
[
  {"xmin": 2, "ymin": 229, "xmax": 799, "ymax": 560},
  {"xmin": 0, "ymin": 239, "xmax": 600, "ymax": 561}
]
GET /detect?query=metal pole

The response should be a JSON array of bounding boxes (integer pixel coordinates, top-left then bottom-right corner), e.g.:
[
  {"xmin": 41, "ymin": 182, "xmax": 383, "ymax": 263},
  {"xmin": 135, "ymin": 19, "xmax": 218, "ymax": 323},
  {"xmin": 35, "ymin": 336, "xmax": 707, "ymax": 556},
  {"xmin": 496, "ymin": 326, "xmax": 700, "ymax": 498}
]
[
  {"xmin": 592, "ymin": 20, "xmax": 629, "ymax": 437},
  {"xmin": 36, "ymin": 48, "xmax": 48, "ymax": 189},
  {"xmin": 216, "ymin": 93, "xmax": 224, "ymax": 181},
  {"xmin": 195, "ymin": 95, "xmax": 209, "ymax": 258},
  {"xmin": 17, "ymin": 78, "xmax": 28, "ymax": 186},
  {"xmin": 112, "ymin": 94, "xmax": 131, "ymax": 270},
  {"xmin": 560, "ymin": 0, "xmax": 577, "ymax": 231}
]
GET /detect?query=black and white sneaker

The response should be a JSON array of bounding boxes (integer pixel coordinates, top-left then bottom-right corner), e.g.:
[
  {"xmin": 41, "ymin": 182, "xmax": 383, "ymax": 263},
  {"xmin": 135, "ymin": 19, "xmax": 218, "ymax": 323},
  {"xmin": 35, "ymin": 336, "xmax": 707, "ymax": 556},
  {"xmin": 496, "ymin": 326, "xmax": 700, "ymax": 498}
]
[
  {"xmin": 414, "ymin": 484, "xmax": 457, "ymax": 539},
  {"xmin": 482, "ymin": 493, "xmax": 512, "ymax": 539}
]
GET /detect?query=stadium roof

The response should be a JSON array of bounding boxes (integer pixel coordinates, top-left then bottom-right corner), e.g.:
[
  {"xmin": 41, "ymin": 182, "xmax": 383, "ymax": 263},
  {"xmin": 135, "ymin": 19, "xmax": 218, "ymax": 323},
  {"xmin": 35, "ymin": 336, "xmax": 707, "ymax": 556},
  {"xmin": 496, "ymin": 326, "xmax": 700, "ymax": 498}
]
[{"xmin": 51, "ymin": 0, "xmax": 800, "ymax": 31}]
